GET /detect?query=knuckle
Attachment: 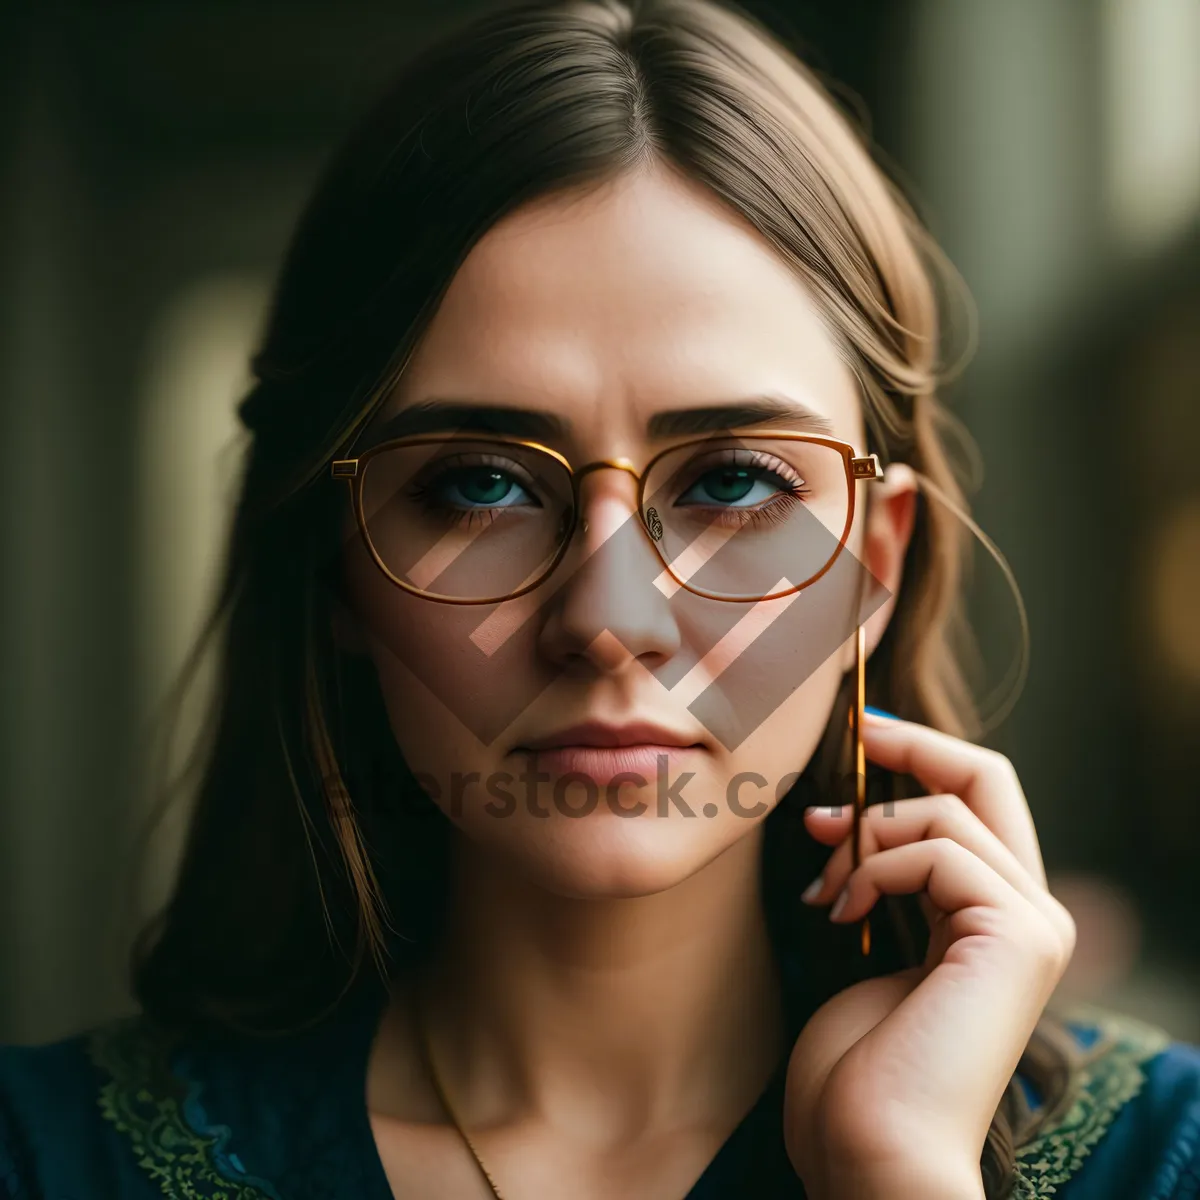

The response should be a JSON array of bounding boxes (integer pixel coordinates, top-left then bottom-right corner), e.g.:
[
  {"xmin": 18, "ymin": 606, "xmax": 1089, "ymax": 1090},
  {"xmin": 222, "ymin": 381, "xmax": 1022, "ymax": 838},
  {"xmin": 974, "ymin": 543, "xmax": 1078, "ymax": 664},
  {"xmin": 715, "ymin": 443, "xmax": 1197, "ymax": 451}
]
[
  {"xmin": 930, "ymin": 792, "xmax": 963, "ymax": 823},
  {"xmin": 1055, "ymin": 903, "xmax": 1079, "ymax": 954},
  {"xmin": 973, "ymin": 904, "xmax": 1013, "ymax": 940},
  {"xmin": 1066, "ymin": 927, "xmax": 1078, "ymax": 963},
  {"xmin": 1030, "ymin": 918, "xmax": 1073, "ymax": 972},
  {"xmin": 927, "ymin": 835, "xmax": 965, "ymax": 862},
  {"xmin": 984, "ymin": 748, "xmax": 1019, "ymax": 785}
]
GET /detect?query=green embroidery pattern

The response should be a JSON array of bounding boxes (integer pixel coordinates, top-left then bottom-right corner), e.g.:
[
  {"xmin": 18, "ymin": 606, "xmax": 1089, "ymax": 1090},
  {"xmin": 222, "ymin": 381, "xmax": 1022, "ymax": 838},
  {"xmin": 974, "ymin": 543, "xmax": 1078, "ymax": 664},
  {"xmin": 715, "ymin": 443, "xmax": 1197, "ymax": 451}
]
[
  {"xmin": 87, "ymin": 1017, "xmax": 275, "ymax": 1200},
  {"xmin": 1010, "ymin": 1004, "xmax": 1172, "ymax": 1198},
  {"xmin": 85, "ymin": 1004, "xmax": 1173, "ymax": 1200}
]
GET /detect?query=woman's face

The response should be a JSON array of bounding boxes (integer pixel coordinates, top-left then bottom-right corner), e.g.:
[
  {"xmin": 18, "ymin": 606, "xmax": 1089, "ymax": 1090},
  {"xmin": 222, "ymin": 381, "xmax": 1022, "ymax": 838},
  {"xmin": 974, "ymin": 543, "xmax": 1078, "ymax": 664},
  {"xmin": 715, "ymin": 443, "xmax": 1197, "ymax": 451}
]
[{"xmin": 340, "ymin": 163, "xmax": 914, "ymax": 899}]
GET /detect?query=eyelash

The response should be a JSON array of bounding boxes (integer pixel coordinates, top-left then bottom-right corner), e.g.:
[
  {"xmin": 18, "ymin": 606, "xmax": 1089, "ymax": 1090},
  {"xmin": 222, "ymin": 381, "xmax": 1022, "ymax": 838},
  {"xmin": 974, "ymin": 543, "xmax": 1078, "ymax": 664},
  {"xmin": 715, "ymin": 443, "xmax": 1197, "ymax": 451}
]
[{"xmin": 706, "ymin": 487, "xmax": 809, "ymax": 529}]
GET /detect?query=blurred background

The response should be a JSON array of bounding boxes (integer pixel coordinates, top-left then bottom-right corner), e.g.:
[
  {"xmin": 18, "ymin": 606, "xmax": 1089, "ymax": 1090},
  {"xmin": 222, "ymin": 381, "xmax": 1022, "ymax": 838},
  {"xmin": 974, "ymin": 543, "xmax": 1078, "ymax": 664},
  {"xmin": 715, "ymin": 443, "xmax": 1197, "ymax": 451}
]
[{"xmin": 1, "ymin": 0, "xmax": 1197, "ymax": 1045}]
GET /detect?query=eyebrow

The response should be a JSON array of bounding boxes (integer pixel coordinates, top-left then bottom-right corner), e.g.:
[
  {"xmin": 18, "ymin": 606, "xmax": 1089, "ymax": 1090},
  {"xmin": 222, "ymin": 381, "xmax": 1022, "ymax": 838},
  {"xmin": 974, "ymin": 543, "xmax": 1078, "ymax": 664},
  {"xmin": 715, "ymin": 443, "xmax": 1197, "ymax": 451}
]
[
  {"xmin": 648, "ymin": 396, "xmax": 836, "ymax": 438},
  {"xmin": 360, "ymin": 393, "xmax": 837, "ymax": 447},
  {"xmin": 362, "ymin": 401, "xmax": 567, "ymax": 444}
]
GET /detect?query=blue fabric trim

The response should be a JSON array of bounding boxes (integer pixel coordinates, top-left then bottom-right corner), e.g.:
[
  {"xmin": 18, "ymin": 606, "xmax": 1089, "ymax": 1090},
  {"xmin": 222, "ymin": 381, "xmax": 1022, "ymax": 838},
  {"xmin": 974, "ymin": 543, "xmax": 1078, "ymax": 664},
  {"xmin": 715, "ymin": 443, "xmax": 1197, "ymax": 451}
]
[{"xmin": 173, "ymin": 1048, "xmax": 283, "ymax": 1200}]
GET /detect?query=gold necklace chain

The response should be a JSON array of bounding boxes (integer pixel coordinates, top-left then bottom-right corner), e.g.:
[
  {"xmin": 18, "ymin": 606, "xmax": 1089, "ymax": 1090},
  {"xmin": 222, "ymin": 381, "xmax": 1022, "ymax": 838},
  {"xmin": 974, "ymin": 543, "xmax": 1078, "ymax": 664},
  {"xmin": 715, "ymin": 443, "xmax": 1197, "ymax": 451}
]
[{"xmin": 414, "ymin": 988, "xmax": 506, "ymax": 1200}]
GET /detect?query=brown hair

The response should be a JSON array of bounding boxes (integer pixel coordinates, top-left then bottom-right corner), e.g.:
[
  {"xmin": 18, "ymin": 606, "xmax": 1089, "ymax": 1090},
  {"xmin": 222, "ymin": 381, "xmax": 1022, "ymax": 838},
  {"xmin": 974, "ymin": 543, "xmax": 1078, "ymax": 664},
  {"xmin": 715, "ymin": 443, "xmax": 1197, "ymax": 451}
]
[{"xmin": 132, "ymin": 1, "xmax": 1073, "ymax": 1194}]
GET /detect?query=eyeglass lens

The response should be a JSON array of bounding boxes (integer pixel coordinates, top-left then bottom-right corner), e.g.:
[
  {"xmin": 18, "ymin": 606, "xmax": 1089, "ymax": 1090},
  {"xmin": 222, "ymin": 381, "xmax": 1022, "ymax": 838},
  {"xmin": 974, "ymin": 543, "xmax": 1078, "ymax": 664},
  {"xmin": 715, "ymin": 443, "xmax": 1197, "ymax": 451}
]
[{"xmin": 358, "ymin": 437, "xmax": 852, "ymax": 602}]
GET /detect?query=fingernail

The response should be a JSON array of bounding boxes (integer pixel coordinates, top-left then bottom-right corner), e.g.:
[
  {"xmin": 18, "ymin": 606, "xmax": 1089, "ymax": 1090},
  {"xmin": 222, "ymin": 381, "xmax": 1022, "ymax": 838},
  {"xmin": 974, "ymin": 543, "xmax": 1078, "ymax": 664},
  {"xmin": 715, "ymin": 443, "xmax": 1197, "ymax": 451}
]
[
  {"xmin": 864, "ymin": 706, "xmax": 900, "ymax": 721},
  {"xmin": 806, "ymin": 804, "xmax": 845, "ymax": 818},
  {"xmin": 801, "ymin": 874, "xmax": 824, "ymax": 903},
  {"xmin": 829, "ymin": 888, "xmax": 850, "ymax": 920}
]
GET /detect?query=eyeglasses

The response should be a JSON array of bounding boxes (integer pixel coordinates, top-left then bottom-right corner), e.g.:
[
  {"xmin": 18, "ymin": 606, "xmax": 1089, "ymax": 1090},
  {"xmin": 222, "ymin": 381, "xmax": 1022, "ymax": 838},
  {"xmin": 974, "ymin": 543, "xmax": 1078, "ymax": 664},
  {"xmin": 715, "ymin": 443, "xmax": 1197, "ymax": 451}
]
[{"xmin": 331, "ymin": 431, "xmax": 883, "ymax": 604}]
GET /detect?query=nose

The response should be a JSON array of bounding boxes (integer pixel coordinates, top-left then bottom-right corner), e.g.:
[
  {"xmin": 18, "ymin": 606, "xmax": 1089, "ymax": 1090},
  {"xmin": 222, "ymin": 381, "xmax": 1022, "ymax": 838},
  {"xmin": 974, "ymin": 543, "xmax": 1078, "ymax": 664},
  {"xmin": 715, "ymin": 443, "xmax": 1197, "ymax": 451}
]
[{"xmin": 537, "ymin": 467, "xmax": 681, "ymax": 675}]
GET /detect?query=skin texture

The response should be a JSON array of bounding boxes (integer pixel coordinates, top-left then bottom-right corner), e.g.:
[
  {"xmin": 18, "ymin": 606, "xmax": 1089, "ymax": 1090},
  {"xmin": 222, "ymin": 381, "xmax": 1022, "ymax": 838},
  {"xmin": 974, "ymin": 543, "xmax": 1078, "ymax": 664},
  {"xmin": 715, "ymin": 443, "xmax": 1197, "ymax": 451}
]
[{"xmin": 337, "ymin": 162, "xmax": 1073, "ymax": 1199}]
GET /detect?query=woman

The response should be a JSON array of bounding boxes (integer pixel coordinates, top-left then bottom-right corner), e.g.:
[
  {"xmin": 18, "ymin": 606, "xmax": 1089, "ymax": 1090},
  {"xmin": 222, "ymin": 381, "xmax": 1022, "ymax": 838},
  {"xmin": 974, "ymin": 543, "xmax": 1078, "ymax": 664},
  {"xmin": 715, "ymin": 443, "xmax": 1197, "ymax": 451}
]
[{"xmin": 2, "ymin": 0, "xmax": 1197, "ymax": 1196}]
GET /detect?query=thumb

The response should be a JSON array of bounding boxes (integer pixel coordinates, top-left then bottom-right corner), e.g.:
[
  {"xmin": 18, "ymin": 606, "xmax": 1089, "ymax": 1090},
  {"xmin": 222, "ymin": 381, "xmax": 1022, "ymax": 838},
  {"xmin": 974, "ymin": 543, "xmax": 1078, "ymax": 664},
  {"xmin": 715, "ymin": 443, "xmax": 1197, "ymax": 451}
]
[{"xmin": 784, "ymin": 968, "xmax": 923, "ymax": 1176}]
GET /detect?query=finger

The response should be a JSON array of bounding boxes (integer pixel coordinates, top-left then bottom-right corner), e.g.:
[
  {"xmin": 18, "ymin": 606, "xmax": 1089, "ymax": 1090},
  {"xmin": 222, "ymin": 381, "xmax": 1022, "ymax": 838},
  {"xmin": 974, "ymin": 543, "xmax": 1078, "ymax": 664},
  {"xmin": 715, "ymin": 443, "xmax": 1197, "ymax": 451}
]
[
  {"xmin": 802, "ymin": 797, "xmax": 1074, "ymax": 940},
  {"xmin": 803, "ymin": 796, "xmax": 1034, "ymax": 904},
  {"xmin": 829, "ymin": 839, "xmax": 1072, "ymax": 972},
  {"xmin": 860, "ymin": 713, "xmax": 1046, "ymax": 887},
  {"xmin": 803, "ymin": 799, "xmax": 941, "ymax": 929},
  {"xmin": 801, "ymin": 802, "xmax": 860, "ymax": 846}
]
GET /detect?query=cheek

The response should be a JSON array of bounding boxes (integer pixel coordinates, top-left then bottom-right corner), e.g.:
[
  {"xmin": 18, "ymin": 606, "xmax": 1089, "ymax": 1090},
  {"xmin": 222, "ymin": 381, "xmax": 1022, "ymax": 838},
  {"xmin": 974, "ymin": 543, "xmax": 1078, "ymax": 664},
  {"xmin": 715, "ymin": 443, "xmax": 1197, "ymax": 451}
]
[
  {"xmin": 667, "ymin": 564, "xmax": 855, "ymax": 770},
  {"xmin": 343, "ymin": 536, "xmax": 553, "ymax": 767},
  {"xmin": 720, "ymin": 655, "xmax": 843, "ymax": 802}
]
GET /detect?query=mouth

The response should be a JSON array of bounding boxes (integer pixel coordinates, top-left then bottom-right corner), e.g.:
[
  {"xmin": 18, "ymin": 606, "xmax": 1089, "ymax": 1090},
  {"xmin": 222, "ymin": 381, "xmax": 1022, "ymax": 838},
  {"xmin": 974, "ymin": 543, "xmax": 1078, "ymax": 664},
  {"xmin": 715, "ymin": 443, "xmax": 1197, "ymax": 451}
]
[
  {"xmin": 513, "ymin": 720, "xmax": 709, "ymax": 787},
  {"xmin": 519, "ymin": 720, "xmax": 705, "ymax": 752}
]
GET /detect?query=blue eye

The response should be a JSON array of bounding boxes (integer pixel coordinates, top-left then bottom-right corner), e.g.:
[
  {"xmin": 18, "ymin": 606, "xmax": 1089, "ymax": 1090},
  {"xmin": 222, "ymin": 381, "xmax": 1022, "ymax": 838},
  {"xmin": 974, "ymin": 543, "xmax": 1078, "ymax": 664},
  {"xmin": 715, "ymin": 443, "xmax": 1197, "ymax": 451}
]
[
  {"xmin": 677, "ymin": 465, "xmax": 793, "ymax": 508},
  {"xmin": 437, "ymin": 466, "xmax": 532, "ymax": 508}
]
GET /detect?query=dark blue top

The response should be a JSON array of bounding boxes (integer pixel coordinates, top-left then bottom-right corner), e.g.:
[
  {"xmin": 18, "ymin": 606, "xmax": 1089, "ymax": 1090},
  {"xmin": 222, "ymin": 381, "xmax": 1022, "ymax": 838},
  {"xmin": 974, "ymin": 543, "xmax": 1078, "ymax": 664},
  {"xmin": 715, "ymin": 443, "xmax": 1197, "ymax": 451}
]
[{"xmin": 2, "ymin": 973, "xmax": 1199, "ymax": 1198}]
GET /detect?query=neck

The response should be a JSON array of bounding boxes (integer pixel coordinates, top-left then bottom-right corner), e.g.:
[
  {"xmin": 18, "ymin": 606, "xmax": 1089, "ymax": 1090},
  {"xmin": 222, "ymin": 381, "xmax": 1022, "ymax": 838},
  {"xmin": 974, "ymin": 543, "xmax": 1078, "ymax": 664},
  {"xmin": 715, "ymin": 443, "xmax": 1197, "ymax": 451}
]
[{"xmin": 395, "ymin": 826, "xmax": 785, "ymax": 1142}]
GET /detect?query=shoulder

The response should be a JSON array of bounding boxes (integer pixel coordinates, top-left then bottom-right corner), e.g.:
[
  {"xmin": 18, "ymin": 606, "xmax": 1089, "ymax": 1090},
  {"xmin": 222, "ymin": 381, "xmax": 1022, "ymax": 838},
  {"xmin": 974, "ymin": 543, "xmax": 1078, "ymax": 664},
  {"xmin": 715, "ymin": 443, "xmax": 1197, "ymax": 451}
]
[
  {"xmin": 1, "ymin": 993, "xmax": 386, "ymax": 1200},
  {"xmin": 1011, "ymin": 1003, "xmax": 1200, "ymax": 1200},
  {"xmin": 0, "ymin": 1014, "xmax": 284, "ymax": 1198},
  {"xmin": 0, "ymin": 1020, "xmax": 146, "ymax": 1197}
]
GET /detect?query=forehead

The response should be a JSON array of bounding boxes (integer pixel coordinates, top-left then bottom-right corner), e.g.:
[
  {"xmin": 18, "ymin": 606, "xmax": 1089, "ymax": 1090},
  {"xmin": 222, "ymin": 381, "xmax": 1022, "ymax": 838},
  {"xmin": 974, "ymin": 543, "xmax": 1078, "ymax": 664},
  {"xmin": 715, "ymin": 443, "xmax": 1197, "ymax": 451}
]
[{"xmin": 385, "ymin": 164, "xmax": 865, "ymax": 449}]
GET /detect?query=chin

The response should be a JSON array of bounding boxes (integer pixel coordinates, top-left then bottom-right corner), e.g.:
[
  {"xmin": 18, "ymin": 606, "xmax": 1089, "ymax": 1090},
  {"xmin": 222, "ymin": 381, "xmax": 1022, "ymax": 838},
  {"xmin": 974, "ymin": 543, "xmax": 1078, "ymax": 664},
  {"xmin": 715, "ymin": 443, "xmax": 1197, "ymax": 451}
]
[{"xmin": 483, "ymin": 811, "xmax": 744, "ymax": 901}]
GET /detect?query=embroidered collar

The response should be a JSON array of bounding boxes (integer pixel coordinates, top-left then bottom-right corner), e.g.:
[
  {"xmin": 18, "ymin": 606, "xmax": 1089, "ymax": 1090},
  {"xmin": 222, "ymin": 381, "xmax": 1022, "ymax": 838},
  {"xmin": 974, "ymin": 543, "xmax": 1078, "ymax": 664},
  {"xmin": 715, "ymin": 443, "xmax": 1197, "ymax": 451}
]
[
  {"xmin": 1009, "ymin": 1003, "xmax": 1172, "ymax": 1198},
  {"xmin": 87, "ymin": 1001, "xmax": 1174, "ymax": 1198}
]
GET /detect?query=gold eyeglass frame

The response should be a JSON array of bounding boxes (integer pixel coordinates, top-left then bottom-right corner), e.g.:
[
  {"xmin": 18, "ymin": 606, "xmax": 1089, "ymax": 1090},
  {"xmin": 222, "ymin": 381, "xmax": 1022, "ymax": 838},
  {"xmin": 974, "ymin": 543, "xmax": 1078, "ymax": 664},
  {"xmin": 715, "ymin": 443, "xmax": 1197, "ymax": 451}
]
[{"xmin": 331, "ymin": 430, "xmax": 883, "ymax": 606}]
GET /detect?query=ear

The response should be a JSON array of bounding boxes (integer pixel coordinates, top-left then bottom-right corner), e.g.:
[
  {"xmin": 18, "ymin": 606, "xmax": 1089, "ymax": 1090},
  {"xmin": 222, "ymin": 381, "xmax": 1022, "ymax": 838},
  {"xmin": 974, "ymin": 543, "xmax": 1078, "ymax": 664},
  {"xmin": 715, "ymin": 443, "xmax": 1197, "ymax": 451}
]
[{"xmin": 848, "ymin": 463, "xmax": 919, "ymax": 666}]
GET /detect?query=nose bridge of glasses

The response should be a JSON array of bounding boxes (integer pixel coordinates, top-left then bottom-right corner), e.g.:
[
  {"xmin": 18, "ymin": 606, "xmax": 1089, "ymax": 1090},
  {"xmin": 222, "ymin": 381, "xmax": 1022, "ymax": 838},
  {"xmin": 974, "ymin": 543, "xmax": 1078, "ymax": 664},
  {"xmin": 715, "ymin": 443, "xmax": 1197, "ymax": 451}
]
[
  {"xmin": 573, "ymin": 457, "xmax": 640, "ymax": 484},
  {"xmin": 571, "ymin": 457, "xmax": 643, "ymax": 529}
]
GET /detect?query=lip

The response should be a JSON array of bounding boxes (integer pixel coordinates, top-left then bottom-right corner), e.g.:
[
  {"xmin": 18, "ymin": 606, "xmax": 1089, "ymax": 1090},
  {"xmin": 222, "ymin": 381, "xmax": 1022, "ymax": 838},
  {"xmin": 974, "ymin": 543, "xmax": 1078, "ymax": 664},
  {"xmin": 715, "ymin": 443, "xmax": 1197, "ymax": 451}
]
[
  {"xmin": 518, "ymin": 720, "xmax": 705, "ymax": 752},
  {"xmin": 514, "ymin": 720, "xmax": 709, "ymax": 789},
  {"xmin": 526, "ymin": 744, "xmax": 702, "ymax": 786}
]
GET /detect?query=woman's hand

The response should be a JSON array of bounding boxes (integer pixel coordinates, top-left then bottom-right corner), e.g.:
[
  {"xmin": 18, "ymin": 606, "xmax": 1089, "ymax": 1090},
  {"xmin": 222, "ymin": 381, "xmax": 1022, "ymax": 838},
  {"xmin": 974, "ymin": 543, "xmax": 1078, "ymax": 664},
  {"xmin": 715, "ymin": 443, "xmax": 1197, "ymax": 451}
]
[{"xmin": 783, "ymin": 713, "xmax": 1076, "ymax": 1200}]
